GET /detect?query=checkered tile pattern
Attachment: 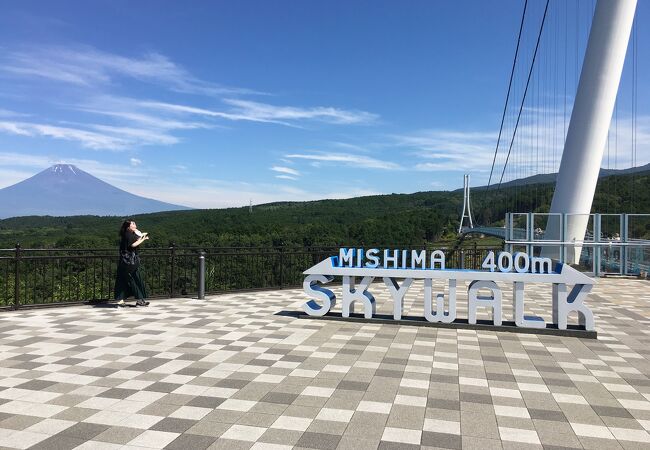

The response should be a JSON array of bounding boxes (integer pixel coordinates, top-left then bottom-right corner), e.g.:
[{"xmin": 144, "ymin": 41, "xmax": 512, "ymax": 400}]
[{"xmin": 0, "ymin": 278, "xmax": 649, "ymax": 449}]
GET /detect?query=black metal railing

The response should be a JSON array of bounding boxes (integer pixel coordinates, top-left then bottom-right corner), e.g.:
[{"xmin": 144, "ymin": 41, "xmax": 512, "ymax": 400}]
[{"xmin": 0, "ymin": 243, "xmax": 499, "ymax": 309}]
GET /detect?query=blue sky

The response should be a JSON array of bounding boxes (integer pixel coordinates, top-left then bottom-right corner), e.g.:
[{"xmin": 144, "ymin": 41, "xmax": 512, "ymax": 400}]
[{"xmin": 1, "ymin": 0, "xmax": 648, "ymax": 208}]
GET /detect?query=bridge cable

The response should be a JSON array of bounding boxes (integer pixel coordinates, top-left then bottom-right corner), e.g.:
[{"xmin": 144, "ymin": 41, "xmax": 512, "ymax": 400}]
[
  {"xmin": 631, "ymin": 16, "xmax": 637, "ymax": 212},
  {"xmin": 485, "ymin": 0, "xmax": 529, "ymax": 193},
  {"xmin": 497, "ymin": 0, "xmax": 550, "ymax": 190}
]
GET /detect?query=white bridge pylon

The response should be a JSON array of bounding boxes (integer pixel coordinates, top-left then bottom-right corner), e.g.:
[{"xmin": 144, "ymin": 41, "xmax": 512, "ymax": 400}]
[
  {"xmin": 458, "ymin": 174, "xmax": 474, "ymax": 233},
  {"xmin": 546, "ymin": 0, "xmax": 637, "ymax": 263}
]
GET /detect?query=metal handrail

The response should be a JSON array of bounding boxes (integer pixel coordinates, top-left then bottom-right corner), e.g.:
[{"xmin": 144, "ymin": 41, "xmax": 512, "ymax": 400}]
[
  {"xmin": 0, "ymin": 244, "xmax": 500, "ymax": 309},
  {"xmin": 505, "ymin": 240, "xmax": 650, "ymax": 246},
  {"xmin": 505, "ymin": 212, "xmax": 650, "ymax": 276}
]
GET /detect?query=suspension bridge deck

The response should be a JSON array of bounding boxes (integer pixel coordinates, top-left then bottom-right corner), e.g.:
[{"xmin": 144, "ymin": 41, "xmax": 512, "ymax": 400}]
[{"xmin": 460, "ymin": 226, "xmax": 510, "ymax": 239}]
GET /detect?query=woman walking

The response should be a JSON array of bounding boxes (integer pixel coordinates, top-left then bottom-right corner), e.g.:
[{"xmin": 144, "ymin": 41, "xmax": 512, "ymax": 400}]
[{"xmin": 114, "ymin": 219, "xmax": 150, "ymax": 306}]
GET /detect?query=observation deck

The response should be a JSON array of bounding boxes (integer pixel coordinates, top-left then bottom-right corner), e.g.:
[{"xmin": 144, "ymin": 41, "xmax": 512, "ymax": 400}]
[{"xmin": 0, "ymin": 278, "xmax": 649, "ymax": 449}]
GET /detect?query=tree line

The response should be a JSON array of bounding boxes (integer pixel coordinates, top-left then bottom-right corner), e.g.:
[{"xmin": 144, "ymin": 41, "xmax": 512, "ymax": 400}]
[{"xmin": 0, "ymin": 171, "xmax": 647, "ymax": 250}]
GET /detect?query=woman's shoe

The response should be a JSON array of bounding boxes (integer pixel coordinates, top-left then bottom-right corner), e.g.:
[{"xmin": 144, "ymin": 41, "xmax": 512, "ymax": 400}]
[
  {"xmin": 136, "ymin": 299, "xmax": 150, "ymax": 307},
  {"xmin": 117, "ymin": 300, "xmax": 125, "ymax": 307}
]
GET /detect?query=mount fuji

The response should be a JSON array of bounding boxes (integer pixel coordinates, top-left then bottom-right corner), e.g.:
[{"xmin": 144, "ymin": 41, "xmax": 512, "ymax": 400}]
[{"xmin": 0, "ymin": 164, "xmax": 191, "ymax": 218}]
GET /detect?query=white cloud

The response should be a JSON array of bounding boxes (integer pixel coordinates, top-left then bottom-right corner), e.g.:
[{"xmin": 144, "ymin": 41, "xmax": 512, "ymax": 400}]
[
  {"xmin": 79, "ymin": 106, "xmax": 211, "ymax": 131},
  {"xmin": 0, "ymin": 109, "xmax": 29, "ymax": 118},
  {"xmin": 0, "ymin": 121, "xmax": 129, "ymax": 149},
  {"xmin": 137, "ymin": 100, "xmax": 285, "ymax": 125},
  {"xmin": 0, "ymin": 96, "xmax": 378, "ymax": 151},
  {"xmin": 0, "ymin": 152, "xmax": 143, "ymax": 189},
  {"xmin": 0, "ymin": 168, "xmax": 37, "ymax": 187},
  {"xmin": 0, "ymin": 45, "xmax": 258, "ymax": 96},
  {"xmin": 603, "ymin": 115, "xmax": 650, "ymax": 169},
  {"xmin": 1, "ymin": 147, "xmax": 399, "ymax": 209},
  {"xmin": 0, "ymin": 44, "xmax": 381, "ymax": 154},
  {"xmin": 0, "ymin": 119, "xmax": 185, "ymax": 150},
  {"xmin": 130, "ymin": 158, "xmax": 142, "ymax": 166},
  {"xmin": 172, "ymin": 164, "xmax": 188, "ymax": 173},
  {"xmin": 1, "ymin": 45, "xmax": 377, "ymax": 128},
  {"xmin": 0, "ymin": 159, "xmax": 379, "ymax": 208},
  {"xmin": 0, "ymin": 152, "xmax": 52, "ymax": 187},
  {"xmin": 0, "ymin": 93, "xmax": 219, "ymax": 150},
  {"xmin": 0, "ymin": 151, "xmax": 53, "ymax": 168},
  {"xmin": 138, "ymin": 99, "xmax": 378, "ymax": 127},
  {"xmin": 414, "ymin": 162, "xmax": 471, "ymax": 172},
  {"xmin": 396, "ymin": 113, "xmax": 650, "ymax": 184},
  {"xmin": 270, "ymin": 166, "xmax": 300, "ymax": 176},
  {"xmin": 285, "ymin": 152, "xmax": 402, "ymax": 170},
  {"xmin": 65, "ymin": 159, "xmax": 144, "ymax": 184},
  {"xmin": 393, "ymin": 130, "xmax": 498, "ymax": 172},
  {"xmin": 330, "ymin": 141, "xmax": 373, "ymax": 153},
  {"xmin": 224, "ymin": 99, "xmax": 378, "ymax": 125},
  {"xmin": 127, "ymin": 177, "xmax": 382, "ymax": 209},
  {"xmin": 90, "ymin": 124, "xmax": 179, "ymax": 146}
]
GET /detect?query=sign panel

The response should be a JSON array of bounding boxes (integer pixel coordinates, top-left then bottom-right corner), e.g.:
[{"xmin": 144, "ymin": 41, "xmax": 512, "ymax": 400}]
[{"xmin": 302, "ymin": 249, "xmax": 596, "ymax": 332}]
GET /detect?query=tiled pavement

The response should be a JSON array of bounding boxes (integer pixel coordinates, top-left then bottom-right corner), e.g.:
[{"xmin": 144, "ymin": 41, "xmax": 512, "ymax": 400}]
[{"xmin": 0, "ymin": 278, "xmax": 649, "ymax": 449}]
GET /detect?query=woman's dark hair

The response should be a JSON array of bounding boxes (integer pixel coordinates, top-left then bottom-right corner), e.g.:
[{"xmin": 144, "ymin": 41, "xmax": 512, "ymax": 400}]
[{"xmin": 119, "ymin": 219, "xmax": 134, "ymax": 237}]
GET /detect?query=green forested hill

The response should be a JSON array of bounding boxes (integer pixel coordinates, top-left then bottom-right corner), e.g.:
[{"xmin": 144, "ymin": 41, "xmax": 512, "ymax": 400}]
[
  {"xmin": 1, "ymin": 172, "xmax": 648, "ymax": 249},
  {"xmin": 0, "ymin": 190, "xmax": 462, "ymax": 248}
]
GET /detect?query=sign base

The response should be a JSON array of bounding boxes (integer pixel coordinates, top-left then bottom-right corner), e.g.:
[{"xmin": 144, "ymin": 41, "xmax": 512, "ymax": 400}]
[{"xmin": 296, "ymin": 312, "xmax": 598, "ymax": 339}]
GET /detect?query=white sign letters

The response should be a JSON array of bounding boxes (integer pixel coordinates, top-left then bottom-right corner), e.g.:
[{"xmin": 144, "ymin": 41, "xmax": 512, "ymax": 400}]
[{"xmin": 302, "ymin": 249, "xmax": 596, "ymax": 332}]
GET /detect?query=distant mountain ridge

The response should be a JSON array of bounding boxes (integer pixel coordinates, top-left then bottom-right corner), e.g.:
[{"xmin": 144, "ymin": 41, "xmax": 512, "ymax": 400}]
[
  {"xmin": 463, "ymin": 163, "xmax": 650, "ymax": 192},
  {"xmin": 0, "ymin": 168, "xmax": 647, "ymax": 250},
  {"xmin": 0, "ymin": 164, "xmax": 190, "ymax": 219},
  {"xmin": 2, "ymin": 162, "xmax": 647, "ymax": 220}
]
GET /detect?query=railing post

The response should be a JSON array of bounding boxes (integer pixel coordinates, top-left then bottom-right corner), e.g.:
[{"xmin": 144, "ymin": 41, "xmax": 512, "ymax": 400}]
[
  {"xmin": 169, "ymin": 243, "xmax": 176, "ymax": 298},
  {"xmin": 594, "ymin": 214, "xmax": 601, "ymax": 277},
  {"xmin": 547, "ymin": 213, "xmax": 567, "ymax": 263},
  {"xmin": 14, "ymin": 244, "xmax": 20, "ymax": 310},
  {"xmin": 504, "ymin": 213, "xmax": 508, "ymax": 253},
  {"xmin": 460, "ymin": 249, "xmax": 465, "ymax": 269},
  {"xmin": 527, "ymin": 212, "xmax": 534, "ymax": 258},
  {"xmin": 621, "ymin": 213, "xmax": 628, "ymax": 275},
  {"xmin": 198, "ymin": 251, "xmax": 205, "ymax": 300},
  {"xmin": 279, "ymin": 246, "xmax": 284, "ymax": 288},
  {"xmin": 473, "ymin": 242, "xmax": 477, "ymax": 269}
]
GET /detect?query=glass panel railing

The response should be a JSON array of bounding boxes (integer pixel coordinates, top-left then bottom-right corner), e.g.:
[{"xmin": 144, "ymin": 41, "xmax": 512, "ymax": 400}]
[
  {"xmin": 510, "ymin": 213, "xmax": 529, "ymax": 242},
  {"xmin": 627, "ymin": 214, "xmax": 650, "ymax": 242},
  {"xmin": 566, "ymin": 213, "xmax": 594, "ymax": 242},
  {"xmin": 532, "ymin": 213, "xmax": 562, "ymax": 241},
  {"xmin": 576, "ymin": 245, "xmax": 595, "ymax": 274},
  {"xmin": 600, "ymin": 214, "xmax": 623, "ymax": 242},
  {"xmin": 600, "ymin": 245, "xmax": 623, "ymax": 275},
  {"xmin": 625, "ymin": 245, "xmax": 650, "ymax": 276}
]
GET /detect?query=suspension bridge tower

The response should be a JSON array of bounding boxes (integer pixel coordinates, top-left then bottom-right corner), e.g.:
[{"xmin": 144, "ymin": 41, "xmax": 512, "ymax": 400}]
[
  {"xmin": 547, "ymin": 0, "xmax": 637, "ymax": 262},
  {"xmin": 458, "ymin": 174, "xmax": 474, "ymax": 233}
]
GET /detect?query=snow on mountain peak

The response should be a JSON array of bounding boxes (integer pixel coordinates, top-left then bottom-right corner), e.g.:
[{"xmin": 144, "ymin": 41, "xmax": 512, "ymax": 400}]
[{"xmin": 50, "ymin": 164, "xmax": 79, "ymax": 175}]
